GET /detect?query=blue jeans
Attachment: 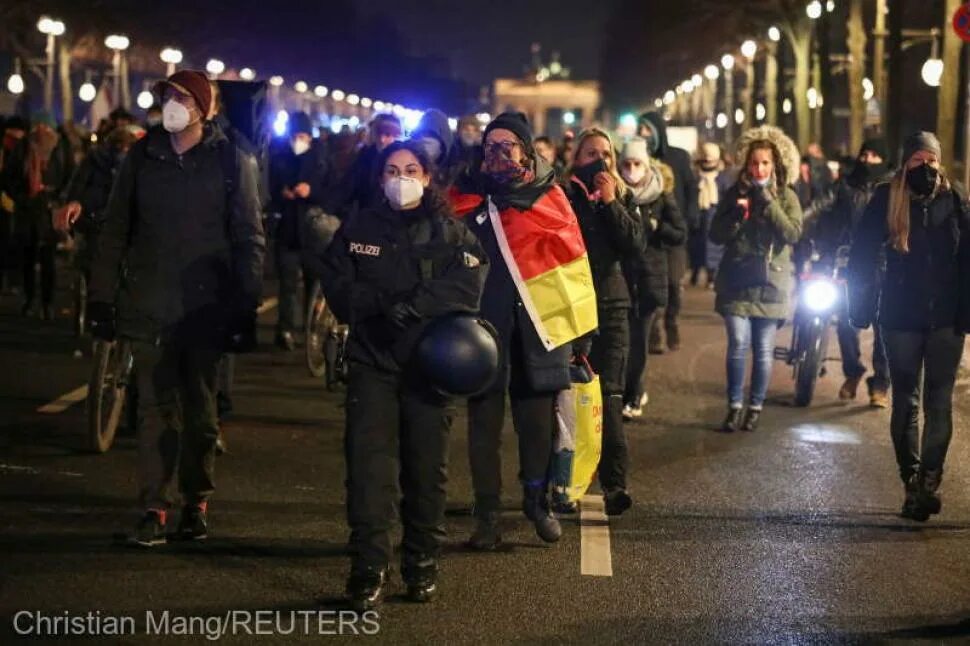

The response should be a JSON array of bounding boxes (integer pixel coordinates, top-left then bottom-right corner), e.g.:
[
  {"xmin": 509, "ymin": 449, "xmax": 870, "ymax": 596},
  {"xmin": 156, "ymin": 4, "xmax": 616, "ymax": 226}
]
[{"xmin": 724, "ymin": 315, "xmax": 779, "ymax": 410}]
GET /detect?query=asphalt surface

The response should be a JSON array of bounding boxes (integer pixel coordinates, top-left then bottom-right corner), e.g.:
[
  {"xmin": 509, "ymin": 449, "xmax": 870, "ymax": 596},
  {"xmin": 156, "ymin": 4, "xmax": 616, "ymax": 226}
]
[{"xmin": 2, "ymin": 270, "xmax": 970, "ymax": 644}]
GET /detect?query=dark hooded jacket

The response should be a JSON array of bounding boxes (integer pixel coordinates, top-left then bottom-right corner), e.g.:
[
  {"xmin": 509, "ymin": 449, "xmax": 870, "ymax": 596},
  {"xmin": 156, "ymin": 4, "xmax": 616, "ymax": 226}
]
[
  {"xmin": 268, "ymin": 138, "xmax": 331, "ymax": 250},
  {"xmin": 452, "ymin": 158, "xmax": 574, "ymax": 393},
  {"xmin": 639, "ymin": 111, "xmax": 699, "ymax": 232},
  {"xmin": 89, "ymin": 122, "xmax": 266, "ymax": 344},
  {"xmin": 412, "ymin": 109, "xmax": 455, "ymax": 187}
]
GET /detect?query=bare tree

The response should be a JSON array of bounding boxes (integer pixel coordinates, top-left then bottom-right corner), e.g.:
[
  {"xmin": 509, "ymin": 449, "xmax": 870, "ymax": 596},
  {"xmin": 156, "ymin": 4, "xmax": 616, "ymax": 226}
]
[{"xmin": 846, "ymin": 0, "xmax": 866, "ymax": 154}]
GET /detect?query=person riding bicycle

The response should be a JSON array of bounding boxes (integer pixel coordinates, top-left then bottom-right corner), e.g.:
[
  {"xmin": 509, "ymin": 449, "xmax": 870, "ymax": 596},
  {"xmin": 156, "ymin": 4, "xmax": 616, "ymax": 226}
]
[{"xmin": 800, "ymin": 139, "xmax": 892, "ymax": 407}]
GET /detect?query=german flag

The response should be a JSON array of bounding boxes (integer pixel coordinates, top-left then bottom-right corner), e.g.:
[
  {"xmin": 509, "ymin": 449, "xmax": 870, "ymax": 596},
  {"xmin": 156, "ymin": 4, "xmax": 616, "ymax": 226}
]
[{"xmin": 485, "ymin": 186, "xmax": 597, "ymax": 350}]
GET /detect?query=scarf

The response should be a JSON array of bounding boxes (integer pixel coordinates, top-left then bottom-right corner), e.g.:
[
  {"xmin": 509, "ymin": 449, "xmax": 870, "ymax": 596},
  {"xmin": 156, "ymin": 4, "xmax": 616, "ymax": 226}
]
[
  {"xmin": 698, "ymin": 169, "xmax": 720, "ymax": 211},
  {"xmin": 629, "ymin": 165, "xmax": 665, "ymax": 206}
]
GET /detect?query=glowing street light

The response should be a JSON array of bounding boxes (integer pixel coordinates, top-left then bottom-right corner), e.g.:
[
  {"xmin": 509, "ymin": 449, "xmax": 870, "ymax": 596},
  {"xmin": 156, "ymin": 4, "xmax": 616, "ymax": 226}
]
[
  {"xmin": 734, "ymin": 108, "xmax": 745, "ymax": 125},
  {"xmin": 294, "ymin": 81, "xmax": 308, "ymax": 93},
  {"xmin": 38, "ymin": 17, "xmax": 66, "ymax": 112},
  {"xmin": 78, "ymin": 81, "xmax": 96, "ymax": 102},
  {"xmin": 137, "ymin": 90, "xmax": 154, "ymax": 109},
  {"xmin": 7, "ymin": 66, "xmax": 25, "ymax": 95},
  {"xmin": 360, "ymin": 97, "xmax": 372, "ymax": 108},
  {"xmin": 563, "ymin": 111, "xmax": 576, "ymax": 125},
  {"xmin": 619, "ymin": 113, "xmax": 637, "ymax": 129},
  {"xmin": 206, "ymin": 58, "xmax": 225, "ymax": 77},
  {"xmin": 105, "ymin": 35, "xmax": 131, "ymax": 109},
  {"xmin": 331, "ymin": 89, "xmax": 345, "ymax": 102},
  {"xmin": 862, "ymin": 77, "xmax": 874, "ymax": 101},
  {"xmin": 921, "ymin": 57, "xmax": 944, "ymax": 87},
  {"xmin": 716, "ymin": 112, "xmax": 728, "ymax": 129},
  {"xmin": 782, "ymin": 98, "xmax": 793, "ymax": 114},
  {"xmin": 768, "ymin": 26, "xmax": 781, "ymax": 42},
  {"xmin": 663, "ymin": 90, "xmax": 676, "ymax": 105},
  {"xmin": 314, "ymin": 85, "xmax": 328, "ymax": 98},
  {"xmin": 756, "ymin": 102, "xmax": 766, "ymax": 121},
  {"xmin": 654, "ymin": 98, "xmax": 663, "ymax": 108},
  {"xmin": 239, "ymin": 68, "xmax": 256, "ymax": 81},
  {"xmin": 160, "ymin": 47, "xmax": 182, "ymax": 76},
  {"xmin": 704, "ymin": 64, "xmax": 720, "ymax": 81},
  {"xmin": 691, "ymin": 73, "xmax": 703, "ymax": 86},
  {"xmin": 269, "ymin": 76, "xmax": 284, "ymax": 87},
  {"xmin": 826, "ymin": 0, "xmax": 836, "ymax": 12},
  {"xmin": 806, "ymin": 0, "xmax": 823, "ymax": 20},
  {"xmin": 347, "ymin": 94, "xmax": 360, "ymax": 106},
  {"xmin": 741, "ymin": 40, "xmax": 757, "ymax": 61},
  {"xmin": 721, "ymin": 54, "xmax": 735, "ymax": 71},
  {"xmin": 104, "ymin": 34, "xmax": 130, "ymax": 51}
]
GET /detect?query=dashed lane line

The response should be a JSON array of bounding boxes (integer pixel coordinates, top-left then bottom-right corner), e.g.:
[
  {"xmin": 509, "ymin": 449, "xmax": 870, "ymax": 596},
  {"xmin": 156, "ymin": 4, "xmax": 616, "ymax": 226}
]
[{"xmin": 580, "ymin": 494, "xmax": 613, "ymax": 576}]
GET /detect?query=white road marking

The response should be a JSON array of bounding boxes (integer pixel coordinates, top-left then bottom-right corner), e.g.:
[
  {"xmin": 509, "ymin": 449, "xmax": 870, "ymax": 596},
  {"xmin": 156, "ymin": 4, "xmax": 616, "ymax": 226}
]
[
  {"xmin": 36, "ymin": 384, "xmax": 89, "ymax": 414},
  {"xmin": 580, "ymin": 494, "xmax": 613, "ymax": 577},
  {"xmin": 257, "ymin": 297, "xmax": 279, "ymax": 314}
]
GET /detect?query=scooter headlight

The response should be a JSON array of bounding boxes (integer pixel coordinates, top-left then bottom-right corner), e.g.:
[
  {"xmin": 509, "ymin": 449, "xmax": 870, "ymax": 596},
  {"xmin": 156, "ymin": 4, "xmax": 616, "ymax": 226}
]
[{"xmin": 802, "ymin": 279, "xmax": 839, "ymax": 312}]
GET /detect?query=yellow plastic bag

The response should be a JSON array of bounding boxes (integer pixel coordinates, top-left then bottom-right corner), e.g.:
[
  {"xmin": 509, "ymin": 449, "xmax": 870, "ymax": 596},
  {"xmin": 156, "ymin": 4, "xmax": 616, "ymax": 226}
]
[{"xmin": 552, "ymin": 359, "xmax": 603, "ymax": 503}]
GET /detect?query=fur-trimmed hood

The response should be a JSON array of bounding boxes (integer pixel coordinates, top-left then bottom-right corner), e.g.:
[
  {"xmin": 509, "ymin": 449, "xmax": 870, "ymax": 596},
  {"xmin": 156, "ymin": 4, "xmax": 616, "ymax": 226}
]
[{"xmin": 734, "ymin": 125, "xmax": 800, "ymax": 186}]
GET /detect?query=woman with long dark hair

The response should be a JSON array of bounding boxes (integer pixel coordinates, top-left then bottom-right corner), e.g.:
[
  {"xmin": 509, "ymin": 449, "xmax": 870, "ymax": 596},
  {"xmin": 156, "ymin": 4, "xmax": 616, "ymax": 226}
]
[
  {"xmin": 709, "ymin": 126, "xmax": 802, "ymax": 432},
  {"xmin": 848, "ymin": 131, "xmax": 970, "ymax": 522}
]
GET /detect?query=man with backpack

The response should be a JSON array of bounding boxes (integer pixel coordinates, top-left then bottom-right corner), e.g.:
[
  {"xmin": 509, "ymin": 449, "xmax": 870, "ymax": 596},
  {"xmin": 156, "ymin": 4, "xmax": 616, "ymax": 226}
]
[{"xmin": 88, "ymin": 70, "xmax": 266, "ymax": 547}]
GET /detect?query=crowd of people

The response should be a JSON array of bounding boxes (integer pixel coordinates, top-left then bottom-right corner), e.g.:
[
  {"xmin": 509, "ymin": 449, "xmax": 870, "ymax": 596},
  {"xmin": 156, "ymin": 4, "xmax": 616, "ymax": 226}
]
[{"xmin": 1, "ymin": 67, "xmax": 968, "ymax": 611}]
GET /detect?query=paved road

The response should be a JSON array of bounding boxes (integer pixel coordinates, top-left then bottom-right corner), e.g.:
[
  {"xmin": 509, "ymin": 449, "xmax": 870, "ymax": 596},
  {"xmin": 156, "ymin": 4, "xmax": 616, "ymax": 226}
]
[{"xmin": 2, "ymin": 280, "xmax": 970, "ymax": 644}]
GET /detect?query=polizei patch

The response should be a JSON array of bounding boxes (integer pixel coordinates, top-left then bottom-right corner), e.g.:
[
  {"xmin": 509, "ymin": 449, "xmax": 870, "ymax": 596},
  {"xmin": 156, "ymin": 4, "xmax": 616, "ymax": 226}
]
[{"xmin": 349, "ymin": 242, "xmax": 381, "ymax": 257}]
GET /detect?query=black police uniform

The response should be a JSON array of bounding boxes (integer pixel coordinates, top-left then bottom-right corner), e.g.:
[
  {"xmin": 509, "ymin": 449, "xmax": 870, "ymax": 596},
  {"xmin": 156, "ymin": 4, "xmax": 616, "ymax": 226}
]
[{"xmin": 315, "ymin": 192, "xmax": 487, "ymax": 576}]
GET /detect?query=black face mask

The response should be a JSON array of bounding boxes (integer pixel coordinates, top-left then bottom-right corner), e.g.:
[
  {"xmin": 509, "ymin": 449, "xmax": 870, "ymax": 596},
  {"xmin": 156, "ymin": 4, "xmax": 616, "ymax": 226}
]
[
  {"xmin": 847, "ymin": 161, "xmax": 887, "ymax": 188},
  {"xmin": 906, "ymin": 162, "xmax": 939, "ymax": 197},
  {"xmin": 574, "ymin": 158, "xmax": 607, "ymax": 190}
]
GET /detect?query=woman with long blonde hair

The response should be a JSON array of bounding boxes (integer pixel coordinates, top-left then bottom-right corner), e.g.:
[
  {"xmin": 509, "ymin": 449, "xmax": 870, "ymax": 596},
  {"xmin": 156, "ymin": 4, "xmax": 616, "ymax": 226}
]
[
  {"xmin": 848, "ymin": 131, "xmax": 970, "ymax": 522},
  {"xmin": 563, "ymin": 127, "xmax": 643, "ymax": 515}
]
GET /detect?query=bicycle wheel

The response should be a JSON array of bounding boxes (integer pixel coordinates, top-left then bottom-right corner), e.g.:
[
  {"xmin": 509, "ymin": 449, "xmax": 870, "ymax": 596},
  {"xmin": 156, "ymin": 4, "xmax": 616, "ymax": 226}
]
[
  {"xmin": 86, "ymin": 339, "xmax": 132, "ymax": 453},
  {"xmin": 305, "ymin": 281, "xmax": 328, "ymax": 378},
  {"xmin": 794, "ymin": 319, "xmax": 831, "ymax": 407}
]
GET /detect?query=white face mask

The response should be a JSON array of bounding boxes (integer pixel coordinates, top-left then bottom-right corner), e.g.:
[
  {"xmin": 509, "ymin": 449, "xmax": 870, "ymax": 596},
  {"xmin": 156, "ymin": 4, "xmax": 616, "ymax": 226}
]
[
  {"xmin": 752, "ymin": 176, "xmax": 772, "ymax": 188},
  {"xmin": 622, "ymin": 165, "xmax": 646, "ymax": 186},
  {"xmin": 162, "ymin": 99, "xmax": 192, "ymax": 133},
  {"xmin": 291, "ymin": 138, "xmax": 310, "ymax": 156},
  {"xmin": 383, "ymin": 176, "xmax": 424, "ymax": 210}
]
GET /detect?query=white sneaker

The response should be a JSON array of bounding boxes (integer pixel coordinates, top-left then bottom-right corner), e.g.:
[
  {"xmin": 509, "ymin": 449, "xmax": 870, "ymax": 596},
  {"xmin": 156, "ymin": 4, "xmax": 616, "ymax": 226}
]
[{"xmin": 622, "ymin": 405, "xmax": 636, "ymax": 421}]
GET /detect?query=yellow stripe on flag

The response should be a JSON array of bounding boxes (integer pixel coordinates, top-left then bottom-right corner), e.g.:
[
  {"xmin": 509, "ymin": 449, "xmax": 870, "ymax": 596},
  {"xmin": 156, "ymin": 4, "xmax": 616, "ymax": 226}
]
[{"xmin": 524, "ymin": 254, "xmax": 598, "ymax": 348}]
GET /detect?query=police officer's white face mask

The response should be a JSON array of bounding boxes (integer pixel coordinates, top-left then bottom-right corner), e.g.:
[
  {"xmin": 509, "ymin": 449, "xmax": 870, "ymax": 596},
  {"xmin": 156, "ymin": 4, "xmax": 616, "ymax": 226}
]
[
  {"xmin": 162, "ymin": 99, "xmax": 192, "ymax": 133},
  {"xmin": 384, "ymin": 176, "xmax": 424, "ymax": 210}
]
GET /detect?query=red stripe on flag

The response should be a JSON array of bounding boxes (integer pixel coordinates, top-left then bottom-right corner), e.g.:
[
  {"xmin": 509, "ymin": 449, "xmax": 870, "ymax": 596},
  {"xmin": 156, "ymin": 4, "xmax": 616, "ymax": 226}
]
[{"xmin": 499, "ymin": 185, "xmax": 587, "ymax": 281}]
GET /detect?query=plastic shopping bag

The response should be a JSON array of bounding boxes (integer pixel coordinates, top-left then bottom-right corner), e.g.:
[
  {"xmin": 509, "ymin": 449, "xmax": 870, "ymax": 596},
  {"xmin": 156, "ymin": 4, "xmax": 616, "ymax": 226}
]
[{"xmin": 551, "ymin": 357, "xmax": 603, "ymax": 504}]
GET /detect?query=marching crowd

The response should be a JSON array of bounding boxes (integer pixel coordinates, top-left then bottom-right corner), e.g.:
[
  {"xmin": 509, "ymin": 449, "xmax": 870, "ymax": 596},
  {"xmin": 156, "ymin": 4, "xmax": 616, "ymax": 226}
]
[{"xmin": 2, "ymin": 68, "xmax": 969, "ymax": 611}]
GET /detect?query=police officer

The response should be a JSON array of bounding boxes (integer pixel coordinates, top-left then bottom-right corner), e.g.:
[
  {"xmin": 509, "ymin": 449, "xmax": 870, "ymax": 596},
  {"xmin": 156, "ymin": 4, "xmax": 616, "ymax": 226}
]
[{"xmin": 315, "ymin": 140, "xmax": 487, "ymax": 610}]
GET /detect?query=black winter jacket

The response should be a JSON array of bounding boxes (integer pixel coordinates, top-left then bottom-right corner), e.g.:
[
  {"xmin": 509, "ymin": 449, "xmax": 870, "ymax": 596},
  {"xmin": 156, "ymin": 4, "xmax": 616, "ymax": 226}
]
[
  {"xmin": 849, "ymin": 181, "xmax": 970, "ymax": 332},
  {"xmin": 564, "ymin": 181, "xmax": 643, "ymax": 308},
  {"xmin": 89, "ymin": 123, "xmax": 266, "ymax": 344},
  {"xmin": 2, "ymin": 133, "xmax": 74, "ymax": 241},
  {"xmin": 268, "ymin": 140, "xmax": 330, "ymax": 250},
  {"xmin": 317, "ymin": 193, "xmax": 488, "ymax": 374},
  {"xmin": 641, "ymin": 112, "xmax": 699, "ymax": 231},
  {"xmin": 624, "ymin": 190, "xmax": 686, "ymax": 315}
]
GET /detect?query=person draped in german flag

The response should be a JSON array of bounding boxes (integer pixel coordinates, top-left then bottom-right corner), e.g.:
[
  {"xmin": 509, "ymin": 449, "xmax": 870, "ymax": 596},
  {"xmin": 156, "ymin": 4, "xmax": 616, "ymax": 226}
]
[{"xmin": 450, "ymin": 112, "xmax": 597, "ymax": 549}]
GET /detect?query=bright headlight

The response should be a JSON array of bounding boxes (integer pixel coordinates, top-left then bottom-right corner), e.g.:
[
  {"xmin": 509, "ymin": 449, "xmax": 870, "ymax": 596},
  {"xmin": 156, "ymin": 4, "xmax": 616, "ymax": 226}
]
[{"xmin": 803, "ymin": 279, "xmax": 838, "ymax": 312}]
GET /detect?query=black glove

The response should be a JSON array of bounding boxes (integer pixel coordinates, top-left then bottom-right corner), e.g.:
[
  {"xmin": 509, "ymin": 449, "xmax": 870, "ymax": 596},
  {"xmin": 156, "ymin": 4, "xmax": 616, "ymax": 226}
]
[
  {"xmin": 385, "ymin": 301, "xmax": 421, "ymax": 331},
  {"xmin": 88, "ymin": 301, "xmax": 116, "ymax": 341},
  {"xmin": 224, "ymin": 309, "xmax": 258, "ymax": 353}
]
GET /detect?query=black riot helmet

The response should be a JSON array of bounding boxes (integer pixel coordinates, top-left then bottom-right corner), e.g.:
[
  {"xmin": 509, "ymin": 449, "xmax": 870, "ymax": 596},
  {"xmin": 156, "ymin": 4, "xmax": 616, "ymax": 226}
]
[{"xmin": 413, "ymin": 314, "xmax": 500, "ymax": 397}]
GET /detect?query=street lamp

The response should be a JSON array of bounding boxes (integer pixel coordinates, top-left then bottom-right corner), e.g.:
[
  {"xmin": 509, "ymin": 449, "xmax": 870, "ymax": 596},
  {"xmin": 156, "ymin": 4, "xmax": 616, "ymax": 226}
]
[
  {"xmin": 716, "ymin": 112, "xmax": 728, "ymax": 129},
  {"xmin": 691, "ymin": 73, "xmax": 703, "ymax": 86},
  {"xmin": 734, "ymin": 108, "xmax": 745, "ymax": 125},
  {"xmin": 105, "ymin": 34, "xmax": 130, "ymax": 108},
  {"xmin": 37, "ymin": 16, "xmax": 66, "ymax": 112},
  {"xmin": 269, "ymin": 76, "xmax": 284, "ymax": 87},
  {"xmin": 826, "ymin": 0, "xmax": 835, "ymax": 11},
  {"xmin": 862, "ymin": 77, "xmax": 874, "ymax": 100},
  {"xmin": 373, "ymin": 101, "xmax": 385, "ymax": 111},
  {"xmin": 921, "ymin": 58, "xmax": 943, "ymax": 87},
  {"xmin": 806, "ymin": 1, "xmax": 823, "ymax": 19},
  {"xmin": 206, "ymin": 59, "xmax": 225, "ymax": 78},
  {"xmin": 783, "ymin": 98, "xmax": 793, "ymax": 114},
  {"xmin": 756, "ymin": 103, "xmax": 766, "ymax": 121},
  {"xmin": 239, "ymin": 68, "xmax": 255, "ymax": 81},
  {"xmin": 663, "ymin": 90, "xmax": 675, "ymax": 105},
  {"xmin": 741, "ymin": 40, "xmax": 757, "ymax": 61},
  {"xmin": 160, "ymin": 47, "xmax": 182, "ymax": 77},
  {"xmin": 654, "ymin": 98, "xmax": 663, "ymax": 109},
  {"xmin": 331, "ymin": 89, "xmax": 345, "ymax": 102},
  {"xmin": 314, "ymin": 85, "xmax": 328, "ymax": 98},
  {"xmin": 360, "ymin": 97, "xmax": 372, "ymax": 108},
  {"xmin": 721, "ymin": 54, "xmax": 735, "ymax": 71},
  {"xmin": 563, "ymin": 111, "xmax": 576, "ymax": 125},
  {"xmin": 807, "ymin": 87, "xmax": 820, "ymax": 109},
  {"xmin": 137, "ymin": 90, "xmax": 154, "ymax": 109},
  {"xmin": 347, "ymin": 94, "xmax": 360, "ymax": 106},
  {"xmin": 294, "ymin": 81, "xmax": 308, "ymax": 93},
  {"xmin": 768, "ymin": 26, "xmax": 781, "ymax": 42},
  {"xmin": 6, "ymin": 59, "xmax": 24, "ymax": 95},
  {"xmin": 79, "ymin": 70, "xmax": 96, "ymax": 102},
  {"xmin": 704, "ymin": 64, "xmax": 720, "ymax": 80},
  {"xmin": 721, "ymin": 54, "xmax": 735, "ymax": 141}
]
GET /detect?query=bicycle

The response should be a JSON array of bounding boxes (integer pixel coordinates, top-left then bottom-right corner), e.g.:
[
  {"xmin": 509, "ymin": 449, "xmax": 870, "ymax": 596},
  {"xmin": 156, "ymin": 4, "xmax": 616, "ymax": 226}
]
[
  {"xmin": 305, "ymin": 280, "xmax": 349, "ymax": 390},
  {"xmin": 85, "ymin": 337, "xmax": 135, "ymax": 453}
]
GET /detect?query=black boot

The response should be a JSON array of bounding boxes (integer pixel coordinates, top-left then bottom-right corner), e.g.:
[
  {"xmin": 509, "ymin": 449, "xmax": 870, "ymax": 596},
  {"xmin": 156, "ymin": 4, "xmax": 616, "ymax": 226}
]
[
  {"xmin": 918, "ymin": 470, "xmax": 942, "ymax": 516},
  {"xmin": 603, "ymin": 488, "xmax": 633, "ymax": 516},
  {"xmin": 900, "ymin": 473, "xmax": 920, "ymax": 519},
  {"xmin": 720, "ymin": 408, "xmax": 743, "ymax": 433},
  {"xmin": 522, "ymin": 484, "xmax": 561, "ymax": 543},
  {"xmin": 401, "ymin": 555, "xmax": 438, "ymax": 603},
  {"xmin": 466, "ymin": 510, "xmax": 502, "ymax": 551},
  {"xmin": 346, "ymin": 566, "xmax": 388, "ymax": 612},
  {"xmin": 740, "ymin": 408, "xmax": 761, "ymax": 432}
]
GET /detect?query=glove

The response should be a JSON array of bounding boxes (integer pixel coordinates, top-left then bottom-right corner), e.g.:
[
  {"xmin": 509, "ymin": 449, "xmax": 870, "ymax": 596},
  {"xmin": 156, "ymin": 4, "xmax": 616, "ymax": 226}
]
[
  {"xmin": 88, "ymin": 302, "xmax": 116, "ymax": 341},
  {"xmin": 224, "ymin": 309, "xmax": 258, "ymax": 353},
  {"xmin": 385, "ymin": 301, "xmax": 421, "ymax": 331}
]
